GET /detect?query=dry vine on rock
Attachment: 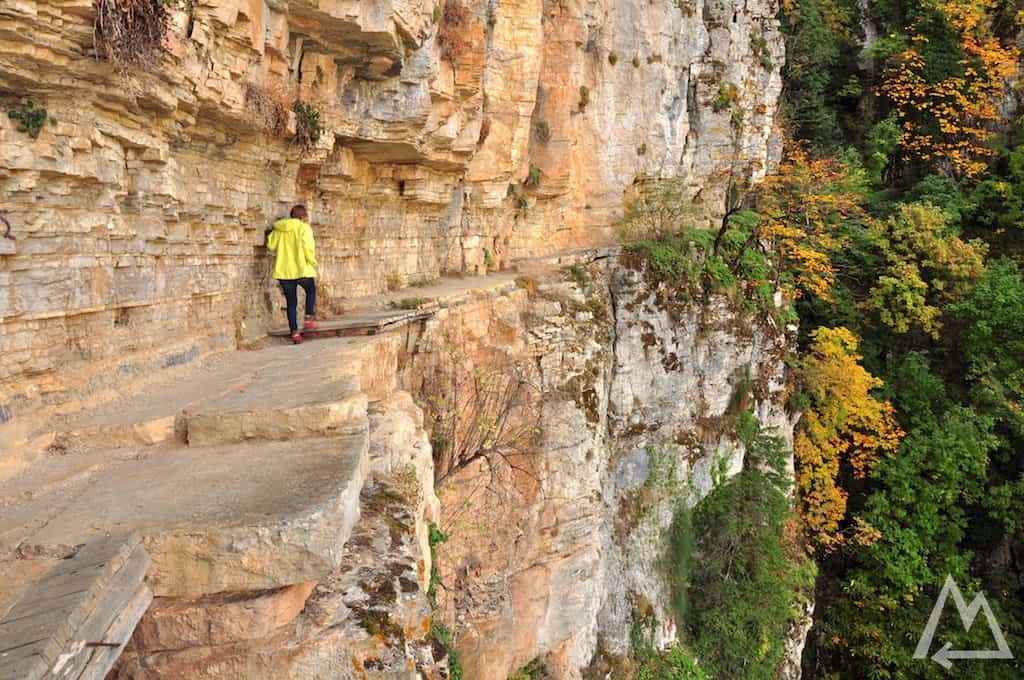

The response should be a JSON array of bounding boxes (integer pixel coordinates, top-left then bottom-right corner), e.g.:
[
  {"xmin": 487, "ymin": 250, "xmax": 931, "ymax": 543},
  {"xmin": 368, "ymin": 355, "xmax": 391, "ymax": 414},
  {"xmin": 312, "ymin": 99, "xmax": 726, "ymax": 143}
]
[
  {"xmin": 93, "ymin": 0, "xmax": 175, "ymax": 71},
  {"xmin": 420, "ymin": 338, "xmax": 542, "ymax": 486}
]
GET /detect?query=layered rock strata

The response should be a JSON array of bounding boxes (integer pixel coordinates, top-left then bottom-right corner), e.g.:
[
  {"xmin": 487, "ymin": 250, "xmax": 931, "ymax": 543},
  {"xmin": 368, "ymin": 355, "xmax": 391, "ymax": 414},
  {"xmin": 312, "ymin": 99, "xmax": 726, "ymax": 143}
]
[{"xmin": 0, "ymin": 0, "xmax": 783, "ymax": 468}]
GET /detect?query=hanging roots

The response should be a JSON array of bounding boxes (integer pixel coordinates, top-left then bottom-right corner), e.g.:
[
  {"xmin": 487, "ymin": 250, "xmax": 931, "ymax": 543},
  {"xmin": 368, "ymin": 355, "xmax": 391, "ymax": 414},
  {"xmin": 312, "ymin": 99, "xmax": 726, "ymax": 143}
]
[{"xmin": 93, "ymin": 0, "xmax": 173, "ymax": 71}]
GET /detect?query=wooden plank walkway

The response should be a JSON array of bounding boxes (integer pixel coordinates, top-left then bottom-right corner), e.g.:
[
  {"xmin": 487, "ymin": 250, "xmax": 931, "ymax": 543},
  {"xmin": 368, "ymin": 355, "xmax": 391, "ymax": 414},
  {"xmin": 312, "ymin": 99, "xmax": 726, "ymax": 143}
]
[
  {"xmin": 269, "ymin": 307, "xmax": 434, "ymax": 338},
  {"xmin": 0, "ymin": 534, "xmax": 151, "ymax": 680}
]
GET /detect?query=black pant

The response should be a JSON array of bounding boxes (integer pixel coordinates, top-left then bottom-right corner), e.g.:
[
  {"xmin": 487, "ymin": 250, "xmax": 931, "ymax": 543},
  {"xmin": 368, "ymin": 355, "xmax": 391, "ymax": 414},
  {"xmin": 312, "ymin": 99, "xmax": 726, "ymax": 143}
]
[{"xmin": 279, "ymin": 277, "xmax": 316, "ymax": 333}]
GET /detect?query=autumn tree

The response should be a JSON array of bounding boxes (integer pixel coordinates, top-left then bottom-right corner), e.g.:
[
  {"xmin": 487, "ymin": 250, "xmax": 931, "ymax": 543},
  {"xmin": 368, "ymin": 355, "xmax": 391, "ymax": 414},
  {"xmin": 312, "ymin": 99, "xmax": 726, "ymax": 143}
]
[
  {"xmin": 794, "ymin": 327, "xmax": 903, "ymax": 550},
  {"xmin": 865, "ymin": 202, "xmax": 987, "ymax": 337},
  {"xmin": 879, "ymin": 0, "xmax": 1019, "ymax": 178}
]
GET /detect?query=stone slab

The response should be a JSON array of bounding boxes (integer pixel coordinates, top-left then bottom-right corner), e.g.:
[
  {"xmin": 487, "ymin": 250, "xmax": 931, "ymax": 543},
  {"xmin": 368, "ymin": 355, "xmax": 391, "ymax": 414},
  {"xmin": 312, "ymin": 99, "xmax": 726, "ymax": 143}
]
[
  {"xmin": 2, "ymin": 434, "xmax": 369, "ymax": 599},
  {"xmin": 54, "ymin": 338, "xmax": 367, "ymax": 450}
]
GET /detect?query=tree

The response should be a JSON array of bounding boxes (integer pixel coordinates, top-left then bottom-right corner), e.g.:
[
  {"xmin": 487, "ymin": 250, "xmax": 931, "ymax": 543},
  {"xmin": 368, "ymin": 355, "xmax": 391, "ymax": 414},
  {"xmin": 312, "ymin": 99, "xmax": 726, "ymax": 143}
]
[
  {"xmin": 865, "ymin": 203, "xmax": 987, "ymax": 338},
  {"xmin": 794, "ymin": 327, "xmax": 903, "ymax": 550},
  {"xmin": 879, "ymin": 0, "xmax": 1018, "ymax": 178}
]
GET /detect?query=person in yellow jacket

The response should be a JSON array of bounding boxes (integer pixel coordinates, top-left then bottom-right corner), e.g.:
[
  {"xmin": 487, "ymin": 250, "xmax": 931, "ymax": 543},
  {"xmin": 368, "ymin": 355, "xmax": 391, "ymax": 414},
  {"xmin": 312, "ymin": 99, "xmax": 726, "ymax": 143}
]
[{"xmin": 267, "ymin": 204, "xmax": 319, "ymax": 344}]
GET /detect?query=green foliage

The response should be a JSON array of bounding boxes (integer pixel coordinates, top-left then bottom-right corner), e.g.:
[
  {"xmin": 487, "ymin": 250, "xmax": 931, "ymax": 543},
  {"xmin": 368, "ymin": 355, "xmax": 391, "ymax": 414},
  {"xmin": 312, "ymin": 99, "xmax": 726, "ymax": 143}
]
[
  {"xmin": 863, "ymin": 116, "xmax": 901, "ymax": 185},
  {"xmin": 780, "ymin": 0, "xmax": 844, "ymax": 147},
  {"xmin": 427, "ymin": 522, "xmax": 447, "ymax": 603},
  {"xmin": 677, "ymin": 432, "xmax": 815, "ymax": 680},
  {"xmin": 293, "ymin": 99, "xmax": 325, "ymax": 149},
  {"xmin": 950, "ymin": 259, "xmax": 1024, "ymax": 438},
  {"xmin": 712, "ymin": 82, "xmax": 739, "ymax": 113},
  {"xmin": 965, "ymin": 145, "xmax": 1024, "ymax": 251},
  {"xmin": 7, "ymin": 100, "xmax": 49, "ymax": 138},
  {"xmin": 750, "ymin": 33, "xmax": 774, "ymax": 71},
  {"xmin": 632, "ymin": 55, "xmax": 642, "ymax": 68},
  {"xmin": 630, "ymin": 614, "xmax": 707, "ymax": 680},
  {"xmin": 508, "ymin": 658, "xmax": 547, "ymax": 680},
  {"xmin": 431, "ymin": 620, "xmax": 464, "ymax": 680},
  {"xmin": 864, "ymin": 203, "xmax": 987, "ymax": 338},
  {"xmin": 623, "ymin": 208, "xmax": 781, "ymax": 318},
  {"xmin": 608, "ymin": 51, "xmax": 619, "ymax": 65},
  {"xmin": 525, "ymin": 165, "xmax": 543, "ymax": 188}
]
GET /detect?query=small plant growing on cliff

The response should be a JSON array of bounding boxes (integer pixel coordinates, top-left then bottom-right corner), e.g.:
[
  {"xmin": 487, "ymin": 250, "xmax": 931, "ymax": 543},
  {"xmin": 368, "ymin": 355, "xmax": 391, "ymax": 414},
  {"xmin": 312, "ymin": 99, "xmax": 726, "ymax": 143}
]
[
  {"xmin": 7, "ymin": 100, "xmax": 50, "ymax": 138},
  {"xmin": 608, "ymin": 51, "xmax": 618, "ymax": 66},
  {"xmin": 292, "ymin": 99, "xmax": 325, "ymax": 149},
  {"xmin": 437, "ymin": 0, "xmax": 474, "ymax": 62},
  {"xmin": 750, "ymin": 33, "xmax": 774, "ymax": 72},
  {"xmin": 578, "ymin": 85, "xmax": 590, "ymax": 112},
  {"xmin": 533, "ymin": 119, "xmax": 551, "ymax": 144},
  {"xmin": 525, "ymin": 165, "xmax": 543, "ymax": 188},
  {"xmin": 508, "ymin": 658, "xmax": 547, "ymax": 680},
  {"xmin": 632, "ymin": 55, "xmax": 641, "ymax": 68},
  {"xmin": 712, "ymin": 82, "xmax": 740, "ymax": 113},
  {"xmin": 93, "ymin": 0, "xmax": 175, "ymax": 71}
]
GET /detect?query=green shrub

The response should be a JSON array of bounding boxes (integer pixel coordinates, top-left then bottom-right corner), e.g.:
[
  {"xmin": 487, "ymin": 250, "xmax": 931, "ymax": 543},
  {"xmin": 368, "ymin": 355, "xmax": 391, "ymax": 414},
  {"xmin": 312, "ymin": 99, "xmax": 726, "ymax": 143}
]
[
  {"xmin": 525, "ymin": 165, "xmax": 543, "ymax": 188},
  {"xmin": 293, "ymin": 99, "xmax": 325, "ymax": 149},
  {"xmin": 578, "ymin": 85, "xmax": 590, "ymax": 111},
  {"xmin": 712, "ymin": 82, "xmax": 739, "ymax": 113},
  {"xmin": 670, "ymin": 432, "xmax": 815, "ymax": 680},
  {"xmin": 7, "ymin": 100, "xmax": 49, "ymax": 138},
  {"xmin": 608, "ymin": 51, "xmax": 618, "ymax": 65},
  {"xmin": 508, "ymin": 657, "xmax": 547, "ymax": 680}
]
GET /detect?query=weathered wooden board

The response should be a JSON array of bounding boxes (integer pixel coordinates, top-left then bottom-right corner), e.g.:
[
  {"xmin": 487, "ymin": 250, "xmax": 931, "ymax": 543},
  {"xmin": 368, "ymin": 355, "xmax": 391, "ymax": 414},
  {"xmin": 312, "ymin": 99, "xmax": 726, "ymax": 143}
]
[
  {"xmin": 269, "ymin": 308, "xmax": 434, "ymax": 338},
  {"xmin": 0, "ymin": 533, "xmax": 151, "ymax": 680}
]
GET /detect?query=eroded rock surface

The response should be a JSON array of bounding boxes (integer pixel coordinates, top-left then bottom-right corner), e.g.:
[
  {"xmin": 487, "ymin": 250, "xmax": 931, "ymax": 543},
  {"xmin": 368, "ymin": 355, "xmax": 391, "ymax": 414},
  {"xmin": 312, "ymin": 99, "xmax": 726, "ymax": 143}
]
[{"xmin": 0, "ymin": 0, "xmax": 783, "ymax": 461}]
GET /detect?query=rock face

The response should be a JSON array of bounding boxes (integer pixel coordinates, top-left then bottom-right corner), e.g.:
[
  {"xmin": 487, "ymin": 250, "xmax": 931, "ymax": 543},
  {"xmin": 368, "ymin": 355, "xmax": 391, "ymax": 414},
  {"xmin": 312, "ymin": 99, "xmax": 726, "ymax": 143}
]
[
  {"xmin": 409, "ymin": 255, "xmax": 797, "ymax": 678},
  {"xmin": 0, "ymin": 0, "xmax": 783, "ymax": 465}
]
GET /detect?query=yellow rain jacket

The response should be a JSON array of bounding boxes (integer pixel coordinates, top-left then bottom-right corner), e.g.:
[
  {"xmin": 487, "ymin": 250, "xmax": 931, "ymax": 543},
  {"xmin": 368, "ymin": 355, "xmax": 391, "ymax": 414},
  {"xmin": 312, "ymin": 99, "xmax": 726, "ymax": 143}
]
[{"xmin": 267, "ymin": 218, "xmax": 317, "ymax": 280}]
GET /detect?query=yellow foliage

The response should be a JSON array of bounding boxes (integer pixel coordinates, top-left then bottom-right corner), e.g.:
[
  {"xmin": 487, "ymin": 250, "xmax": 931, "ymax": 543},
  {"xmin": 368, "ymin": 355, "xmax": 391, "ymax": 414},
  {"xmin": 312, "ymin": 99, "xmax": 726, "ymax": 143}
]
[
  {"xmin": 879, "ymin": 0, "xmax": 1019, "ymax": 177},
  {"xmin": 795, "ymin": 327, "xmax": 904, "ymax": 550},
  {"xmin": 755, "ymin": 144, "xmax": 867, "ymax": 299}
]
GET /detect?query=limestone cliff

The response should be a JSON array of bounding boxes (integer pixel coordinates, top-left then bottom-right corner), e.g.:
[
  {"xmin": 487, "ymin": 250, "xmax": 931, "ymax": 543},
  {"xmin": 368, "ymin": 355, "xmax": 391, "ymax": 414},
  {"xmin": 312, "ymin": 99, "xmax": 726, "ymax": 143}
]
[
  {"xmin": 0, "ymin": 0, "xmax": 782, "ymax": 466},
  {"xmin": 411, "ymin": 254, "xmax": 798, "ymax": 678}
]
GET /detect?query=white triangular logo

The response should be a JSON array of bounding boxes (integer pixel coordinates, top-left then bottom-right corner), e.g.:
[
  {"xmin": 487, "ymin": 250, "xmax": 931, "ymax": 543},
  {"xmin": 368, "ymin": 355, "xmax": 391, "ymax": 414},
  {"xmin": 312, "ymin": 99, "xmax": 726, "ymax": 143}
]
[{"xmin": 914, "ymin": 575, "xmax": 1013, "ymax": 668}]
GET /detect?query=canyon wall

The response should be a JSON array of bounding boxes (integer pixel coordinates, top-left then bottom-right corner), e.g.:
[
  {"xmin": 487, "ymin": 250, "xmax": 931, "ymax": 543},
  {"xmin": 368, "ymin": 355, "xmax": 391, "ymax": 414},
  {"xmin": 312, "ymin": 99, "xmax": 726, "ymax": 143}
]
[
  {"xmin": 410, "ymin": 254, "xmax": 797, "ymax": 678},
  {"xmin": 0, "ymin": 0, "xmax": 783, "ymax": 467}
]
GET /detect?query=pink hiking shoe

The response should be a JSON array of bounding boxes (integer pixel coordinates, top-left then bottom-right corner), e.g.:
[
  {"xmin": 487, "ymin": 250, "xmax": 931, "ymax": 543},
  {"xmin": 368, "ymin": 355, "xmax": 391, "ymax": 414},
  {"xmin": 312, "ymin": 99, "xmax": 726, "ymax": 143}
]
[
  {"xmin": 291, "ymin": 332, "xmax": 303, "ymax": 344},
  {"xmin": 302, "ymin": 319, "xmax": 319, "ymax": 332}
]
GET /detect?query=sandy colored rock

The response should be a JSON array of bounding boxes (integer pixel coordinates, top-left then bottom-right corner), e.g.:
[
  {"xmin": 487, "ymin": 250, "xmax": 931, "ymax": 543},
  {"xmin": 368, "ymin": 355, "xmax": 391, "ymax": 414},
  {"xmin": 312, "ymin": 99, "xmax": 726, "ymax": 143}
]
[
  {"xmin": 1, "ymin": 434, "xmax": 369, "ymax": 598},
  {"xmin": 132, "ymin": 582, "xmax": 316, "ymax": 650}
]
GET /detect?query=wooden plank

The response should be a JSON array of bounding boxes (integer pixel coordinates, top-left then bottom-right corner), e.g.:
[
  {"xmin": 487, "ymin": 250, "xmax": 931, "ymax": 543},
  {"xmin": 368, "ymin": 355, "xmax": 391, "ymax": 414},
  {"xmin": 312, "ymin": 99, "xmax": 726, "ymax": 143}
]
[
  {"xmin": 48, "ymin": 544, "xmax": 150, "ymax": 679},
  {"xmin": 68, "ymin": 585, "xmax": 152, "ymax": 680},
  {"xmin": 0, "ymin": 534, "xmax": 148, "ymax": 680},
  {"xmin": 268, "ymin": 310, "xmax": 434, "ymax": 337}
]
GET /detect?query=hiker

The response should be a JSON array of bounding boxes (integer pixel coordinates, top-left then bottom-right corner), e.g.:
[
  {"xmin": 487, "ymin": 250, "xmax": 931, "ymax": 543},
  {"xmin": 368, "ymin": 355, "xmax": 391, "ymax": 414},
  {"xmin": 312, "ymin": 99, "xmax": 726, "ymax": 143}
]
[{"xmin": 267, "ymin": 204, "xmax": 319, "ymax": 344}]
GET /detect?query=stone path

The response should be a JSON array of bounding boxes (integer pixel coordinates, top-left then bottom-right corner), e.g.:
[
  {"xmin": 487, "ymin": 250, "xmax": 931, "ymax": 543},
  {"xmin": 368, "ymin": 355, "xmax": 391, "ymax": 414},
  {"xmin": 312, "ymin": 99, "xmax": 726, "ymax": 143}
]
[
  {"xmin": 267, "ymin": 271, "xmax": 520, "ymax": 337},
  {"xmin": 0, "ymin": 334, "xmax": 377, "ymax": 677},
  {"xmin": 0, "ymin": 264, "xmax": 578, "ymax": 678}
]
